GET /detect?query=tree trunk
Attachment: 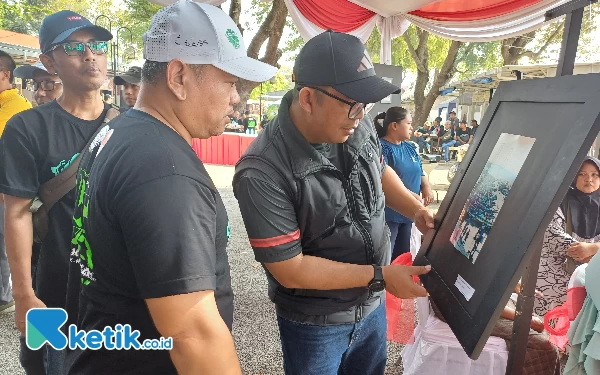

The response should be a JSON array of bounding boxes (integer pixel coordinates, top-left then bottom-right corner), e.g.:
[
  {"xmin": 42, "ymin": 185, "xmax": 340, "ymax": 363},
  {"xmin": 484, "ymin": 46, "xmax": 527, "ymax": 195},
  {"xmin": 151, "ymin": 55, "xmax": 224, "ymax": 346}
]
[
  {"xmin": 412, "ymin": 40, "xmax": 462, "ymax": 127},
  {"xmin": 500, "ymin": 23, "xmax": 562, "ymax": 66},
  {"xmin": 404, "ymin": 28, "xmax": 430, "ymax": 127},
  {"xmin": 501, "ymin": 33, "xmax": 535, "ymax": 66},
  {"xmin": 412, "ymin": 69, "xmax": 429, "ymax": 128},
  {"xmin": 228, "ymin": 0, "xmax": 243, "ymax": 35},
  {"xmin": 235, "ymin": 0, "xmax": 287, "ymax": 112}
]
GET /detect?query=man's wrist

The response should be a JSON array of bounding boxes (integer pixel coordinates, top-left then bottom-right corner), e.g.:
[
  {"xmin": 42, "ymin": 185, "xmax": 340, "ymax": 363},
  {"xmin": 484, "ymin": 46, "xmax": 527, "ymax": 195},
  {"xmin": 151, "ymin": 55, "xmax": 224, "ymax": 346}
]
[
  {"xmin": 13, "ymin": 287, "xmax": 36, "ymax": 300},
  {"xmin": 411, "ymin": 205, "xmax": 427, "ymax": 220}
]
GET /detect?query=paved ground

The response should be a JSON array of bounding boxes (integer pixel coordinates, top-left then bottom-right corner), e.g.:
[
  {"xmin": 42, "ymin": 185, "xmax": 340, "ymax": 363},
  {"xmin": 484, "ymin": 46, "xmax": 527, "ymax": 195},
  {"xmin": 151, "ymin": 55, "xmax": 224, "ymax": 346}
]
[{"xmin": 0, "ymin": 163, "xmax": 452, "ymax": 374}]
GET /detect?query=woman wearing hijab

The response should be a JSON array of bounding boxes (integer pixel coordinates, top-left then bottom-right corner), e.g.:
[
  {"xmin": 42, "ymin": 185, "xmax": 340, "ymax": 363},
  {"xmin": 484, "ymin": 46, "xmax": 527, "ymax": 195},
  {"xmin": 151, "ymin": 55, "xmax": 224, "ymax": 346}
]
[
  {"xmin": 535, "ymin": 156, "xmax": 600, "ymax": 316},
  {"xmin": 374, "ymin": 108, "xmax": 434, "ymax": 260}
]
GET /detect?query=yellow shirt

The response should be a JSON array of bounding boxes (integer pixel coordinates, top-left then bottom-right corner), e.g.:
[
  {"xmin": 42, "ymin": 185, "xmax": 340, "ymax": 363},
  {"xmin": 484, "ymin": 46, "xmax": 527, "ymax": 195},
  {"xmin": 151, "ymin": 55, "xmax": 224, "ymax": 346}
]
[{"xmin": 0, "ymin": 88, "xmax": 32, "ymax": 137}]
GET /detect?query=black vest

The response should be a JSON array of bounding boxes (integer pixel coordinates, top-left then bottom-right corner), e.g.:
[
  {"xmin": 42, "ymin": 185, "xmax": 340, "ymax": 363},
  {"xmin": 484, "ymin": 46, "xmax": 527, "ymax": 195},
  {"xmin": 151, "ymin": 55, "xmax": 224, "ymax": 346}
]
[{"xmin": 234, "ymin": 91, "xmax": 390, "ymax": 316}]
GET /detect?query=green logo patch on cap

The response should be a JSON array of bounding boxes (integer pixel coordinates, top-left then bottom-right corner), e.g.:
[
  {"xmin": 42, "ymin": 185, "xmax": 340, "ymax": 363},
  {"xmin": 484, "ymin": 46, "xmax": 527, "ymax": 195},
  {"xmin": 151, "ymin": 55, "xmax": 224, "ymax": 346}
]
[{"xmin": 226, "ymin": 29, "xmax": 240, "ymax": 49}]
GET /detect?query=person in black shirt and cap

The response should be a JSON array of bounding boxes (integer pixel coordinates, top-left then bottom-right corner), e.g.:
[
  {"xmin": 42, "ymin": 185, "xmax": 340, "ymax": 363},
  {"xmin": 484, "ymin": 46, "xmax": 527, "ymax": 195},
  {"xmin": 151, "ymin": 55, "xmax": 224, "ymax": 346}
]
[
  {"xmin": 114, "ymin": 66, "xmax": 141, "ymax": 113},
  {"xmin": 64, "ymin": 1, "xmax": 276, "ymax": 373},
  {"xmin": 234, "ymin": 30, "xmax": 434, "ymax": 375},
  {"xmin": 14, "ymin": 62, "xmax": 63, "ymax": 105},
  {"xmin": 0, "ymin": 9, "xmax": 113, "ymax": 374}
]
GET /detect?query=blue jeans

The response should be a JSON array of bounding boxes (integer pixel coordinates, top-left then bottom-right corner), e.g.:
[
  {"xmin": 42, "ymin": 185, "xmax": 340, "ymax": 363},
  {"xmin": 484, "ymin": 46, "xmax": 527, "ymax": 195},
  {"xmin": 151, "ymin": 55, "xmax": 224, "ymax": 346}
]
[
  {"xmin": 19, "ymin": 337, "xmax": 64, "ymax": 375},
  {"xmin": 277, "ymin": 303, "xmax": 387, "ymax": 375},
  {"xmin": 246, "ymin": 127, "xmax": 256, "ymax": 135},
  {"xmin": 415, "ymin": 137, "xmax": 430, "ymax": 153},
  {"xmin": 387, "ymin": 221, "xmax": 412, "ymax": 261},
  {"xmin": 442, "ymin": 140, "xmax": 458, "ymax": 161}
]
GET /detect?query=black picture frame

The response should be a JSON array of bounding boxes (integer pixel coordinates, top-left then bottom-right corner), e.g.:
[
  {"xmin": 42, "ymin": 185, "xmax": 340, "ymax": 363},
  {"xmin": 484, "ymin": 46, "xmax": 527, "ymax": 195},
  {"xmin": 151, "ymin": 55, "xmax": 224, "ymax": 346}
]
[{"xmin": 413, "ymin": 73, "xmax": 600, "ymax": 359}]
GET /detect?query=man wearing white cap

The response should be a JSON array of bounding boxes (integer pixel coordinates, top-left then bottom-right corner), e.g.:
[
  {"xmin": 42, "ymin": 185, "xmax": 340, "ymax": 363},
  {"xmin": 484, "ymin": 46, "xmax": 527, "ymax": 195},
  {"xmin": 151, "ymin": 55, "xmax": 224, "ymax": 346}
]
[
  {"xmin": 14, "ymin": 62, "xmax": 63, "ymax": 105},
  {"xmin": 64, "ymin": 1, "xmax": 276, "ymax": 374}
]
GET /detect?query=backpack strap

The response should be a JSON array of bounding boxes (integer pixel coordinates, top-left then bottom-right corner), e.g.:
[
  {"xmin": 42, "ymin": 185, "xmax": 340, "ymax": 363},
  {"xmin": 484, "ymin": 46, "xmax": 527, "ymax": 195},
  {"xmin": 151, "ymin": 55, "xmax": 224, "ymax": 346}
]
[{"xmin": 31, "ymin": 108, "xmax": 120, "ymax": 242}]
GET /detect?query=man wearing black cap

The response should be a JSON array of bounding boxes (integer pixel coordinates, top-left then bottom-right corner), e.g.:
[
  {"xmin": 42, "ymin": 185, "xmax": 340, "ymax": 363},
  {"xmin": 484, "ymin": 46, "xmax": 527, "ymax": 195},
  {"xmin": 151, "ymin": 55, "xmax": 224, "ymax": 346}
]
[
  {"xmin": 233, "ymin": 30, "xmax": 434, "ymax": 374},
  {"xmin": 456, "ymin": 119, "xmax": 473, "ymax": 145},
  {"xmin": 0, "ymin": 10, "xmax": 113, "ymax": 374},
  {"xmin": 14, "ymin": 62, "xmax": 63, "ymax": 105},
  {"xmin": 114, "ymin": 66, "xmax": 141, "ymax": 113}
]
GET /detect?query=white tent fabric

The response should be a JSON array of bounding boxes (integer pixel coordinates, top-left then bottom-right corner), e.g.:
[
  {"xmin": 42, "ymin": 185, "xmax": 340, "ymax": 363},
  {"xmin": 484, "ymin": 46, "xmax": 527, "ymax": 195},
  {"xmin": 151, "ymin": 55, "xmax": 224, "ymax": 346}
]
[
  {"xmin": 348, "ymin": 0, "xmax": 438, "ymax": 17},
  {"xmin": 376, "ymin": 16, "xmax": 411, "ymax": 64},
  {"xmin": 146, "ymin": 0, "xmax": 571, "ymax": 65},
  {"xmin": 403, "ymin": 0, "xmax": 571, "ymax": 42}
]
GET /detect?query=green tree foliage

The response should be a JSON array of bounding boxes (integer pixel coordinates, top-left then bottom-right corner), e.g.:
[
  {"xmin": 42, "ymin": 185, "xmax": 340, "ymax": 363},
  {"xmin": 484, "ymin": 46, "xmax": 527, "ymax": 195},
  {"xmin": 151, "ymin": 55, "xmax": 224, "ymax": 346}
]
[
  {"xmin": 0, "ymin": 0, "xmax": 50, "ymax": 34},
  {"xmin": 501, "ymin": 4, "xmax": 599, "ymax": 65},
  {"xmin": 367, "ymin": 26, "xmax": 501, "ymax": 126},
  {"xmin": 249, "ymin": 67, "xmax": 292, "ymax": 100}
]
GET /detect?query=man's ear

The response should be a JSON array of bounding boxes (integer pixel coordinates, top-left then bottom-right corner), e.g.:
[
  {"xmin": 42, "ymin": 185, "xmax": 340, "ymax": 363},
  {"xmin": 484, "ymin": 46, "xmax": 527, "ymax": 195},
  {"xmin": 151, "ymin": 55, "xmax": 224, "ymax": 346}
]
[
  {"xmin": 165, "ymin": 59, "xmax": 187, "ymax": 101},
  {"xmin": 39, "ymin": 54, "xmax": 57, "ymax": 76},
  {"xmin": 297, "ymin": 87, "xmax": 316, "ymax": 115}
]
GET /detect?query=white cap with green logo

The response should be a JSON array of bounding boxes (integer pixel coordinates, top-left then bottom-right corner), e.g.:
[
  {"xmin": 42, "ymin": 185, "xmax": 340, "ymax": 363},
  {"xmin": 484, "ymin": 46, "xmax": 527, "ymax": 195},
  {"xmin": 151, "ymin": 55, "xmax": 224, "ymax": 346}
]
[{"xmin": 142, "ymin": 0, "xmax": 277, "ymax": 82}]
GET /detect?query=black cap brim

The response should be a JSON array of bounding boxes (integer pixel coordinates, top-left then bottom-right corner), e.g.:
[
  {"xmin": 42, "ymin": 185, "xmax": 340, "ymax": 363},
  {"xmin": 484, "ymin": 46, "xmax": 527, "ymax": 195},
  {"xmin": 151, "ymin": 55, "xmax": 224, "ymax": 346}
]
[
  {"xmin": 14, "ymin": 65, "xmax": 47, "ymax": 79},
  {"xmin": 114, "ymin": 75, "xmax": 140, "ymax": 85},
  {"xmin": 46, "ymin": 25, "xmax": 113, "ymax": 52},
  {"xmin": 333, "ymin": 75, "xmax": 401, "ymax": 104}
]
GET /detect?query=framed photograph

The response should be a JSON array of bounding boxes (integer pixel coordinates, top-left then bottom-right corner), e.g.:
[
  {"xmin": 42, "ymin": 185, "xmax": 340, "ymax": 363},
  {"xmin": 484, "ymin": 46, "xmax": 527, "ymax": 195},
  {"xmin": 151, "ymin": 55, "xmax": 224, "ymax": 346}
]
[
  {"xmin": 413, "ymin": 73, "xmax": 600, "ymax": 359},
  {"xmin": 380, "ymin": 77, "xmax": 393, "ymax": 103}
]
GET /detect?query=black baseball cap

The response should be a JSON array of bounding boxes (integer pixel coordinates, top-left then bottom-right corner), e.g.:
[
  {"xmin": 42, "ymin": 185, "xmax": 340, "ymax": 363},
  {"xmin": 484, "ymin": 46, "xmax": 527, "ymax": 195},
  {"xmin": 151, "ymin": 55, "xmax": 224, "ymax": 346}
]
[
  {"xmin": 114, "ymin": 66, "xmax": 141, "ymax": 85},
  {"xmin": 39, "ymin": 10, "xmax": 113, "ymax": 53},
  {"xmin": 292, "ymin": 30, "xmax": 400, "ymax": 104}
]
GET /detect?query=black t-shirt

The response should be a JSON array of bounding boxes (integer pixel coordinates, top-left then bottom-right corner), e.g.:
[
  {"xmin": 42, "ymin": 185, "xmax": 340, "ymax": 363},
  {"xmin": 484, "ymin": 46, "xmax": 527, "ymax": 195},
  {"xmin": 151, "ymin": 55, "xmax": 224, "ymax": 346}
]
[
  {"xmin": 64, "ymin": 109, "xmax": 234, "ymax": 374},
  {"xmin": 244, "ymin": 116, "xmax": 257, "ymax": 128},
  {"xmin": 0, "ymin": 100, "xmax": 110, "ymax": 308},
  {"xmin": 456, "ymin": 127, "xmax": 472, "ymax": 143}
]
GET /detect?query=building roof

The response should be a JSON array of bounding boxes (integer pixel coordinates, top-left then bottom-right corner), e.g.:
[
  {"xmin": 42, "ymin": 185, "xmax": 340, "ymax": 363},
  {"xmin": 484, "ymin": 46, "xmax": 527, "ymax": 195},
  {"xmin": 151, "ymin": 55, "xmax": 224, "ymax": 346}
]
[
  {"xmin": 0, "ymin": 29, "xmax": 41, "ymax": 64},
  {"xmin": 0, "ymin": 29, "xmax": 39, "ymax": 49}
]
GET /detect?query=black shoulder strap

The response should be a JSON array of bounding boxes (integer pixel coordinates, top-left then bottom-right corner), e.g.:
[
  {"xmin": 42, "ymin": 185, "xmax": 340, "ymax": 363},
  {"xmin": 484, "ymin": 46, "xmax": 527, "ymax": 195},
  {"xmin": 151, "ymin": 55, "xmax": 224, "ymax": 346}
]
[{"xmin": 37, "ymin": 107, "xmax": 120, "ymax": 209}]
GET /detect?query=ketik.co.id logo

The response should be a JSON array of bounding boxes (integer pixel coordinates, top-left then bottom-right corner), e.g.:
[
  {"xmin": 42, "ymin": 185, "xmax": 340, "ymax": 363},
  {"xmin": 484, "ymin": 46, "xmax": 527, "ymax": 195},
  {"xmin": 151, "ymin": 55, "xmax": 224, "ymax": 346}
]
[
  {"xmin": 26, "ymin": 308, "xmax": 172, "ymax": 350},
  {"xmin": 26, "ymin": 308, "xmax": 68, "ymax": 350}
]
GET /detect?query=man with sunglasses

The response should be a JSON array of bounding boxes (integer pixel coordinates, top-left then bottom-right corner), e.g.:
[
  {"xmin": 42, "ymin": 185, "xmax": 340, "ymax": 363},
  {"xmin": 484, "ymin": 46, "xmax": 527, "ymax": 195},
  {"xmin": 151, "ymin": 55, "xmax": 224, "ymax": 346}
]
[
  {"xmin": 0, "ymin": 10, "xmax": 112, "ymax": 374},
  {"xmin": 14, "ymin": 61, "xmax": 63, "ymax": 106},
  {"xmin": 233, "ymin": 30, "xmax": 434, "ymax": 374}
]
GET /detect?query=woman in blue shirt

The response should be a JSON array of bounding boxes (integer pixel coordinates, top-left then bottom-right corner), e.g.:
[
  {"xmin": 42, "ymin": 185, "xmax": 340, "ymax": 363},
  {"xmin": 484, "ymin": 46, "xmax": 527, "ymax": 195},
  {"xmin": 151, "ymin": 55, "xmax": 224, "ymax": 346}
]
[{"xmin": 374, "ymin": 107, "xmax": 434, "ymax": 260}]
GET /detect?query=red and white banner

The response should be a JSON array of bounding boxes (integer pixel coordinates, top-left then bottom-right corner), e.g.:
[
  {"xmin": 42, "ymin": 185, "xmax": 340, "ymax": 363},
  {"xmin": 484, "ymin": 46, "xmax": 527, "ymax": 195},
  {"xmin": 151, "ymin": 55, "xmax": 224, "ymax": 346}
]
[{"xmin": 147, "ymin": 0, "xmax": 570, "ymax": 63}]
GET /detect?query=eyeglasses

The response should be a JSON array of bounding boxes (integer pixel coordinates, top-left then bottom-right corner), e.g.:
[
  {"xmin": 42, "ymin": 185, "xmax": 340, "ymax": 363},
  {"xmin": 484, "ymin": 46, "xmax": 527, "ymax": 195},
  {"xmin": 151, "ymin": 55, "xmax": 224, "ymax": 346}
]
[
  {"xmin": 33, "ymin": 80, "xmax": 62, "ymax": 91},
  {"xmin": 298, "ymin": 86, "xmax": 374, "ymax": 119},
  {"xmin": 48, "ymin": 41, "xmax": 109, "ymax": 56}
]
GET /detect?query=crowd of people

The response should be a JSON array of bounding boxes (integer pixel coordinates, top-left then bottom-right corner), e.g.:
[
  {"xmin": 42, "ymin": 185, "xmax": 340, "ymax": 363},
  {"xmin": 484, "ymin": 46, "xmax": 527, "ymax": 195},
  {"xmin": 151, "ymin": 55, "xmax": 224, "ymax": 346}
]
[
  {"xmin": 412, "ymin": 112, "xmax": 479, "ymax": 162},
  {"xmin": 0, "ymin": 0, "xmax": 597, "ymax": 374}
]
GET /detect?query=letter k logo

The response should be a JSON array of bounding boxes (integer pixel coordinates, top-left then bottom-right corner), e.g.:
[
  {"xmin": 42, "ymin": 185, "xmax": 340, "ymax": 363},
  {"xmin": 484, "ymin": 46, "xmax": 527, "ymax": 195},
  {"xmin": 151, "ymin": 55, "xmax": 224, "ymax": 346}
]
[{"xmin": 26, "ymin": 308, "xmax": 68, "ymax": 350}]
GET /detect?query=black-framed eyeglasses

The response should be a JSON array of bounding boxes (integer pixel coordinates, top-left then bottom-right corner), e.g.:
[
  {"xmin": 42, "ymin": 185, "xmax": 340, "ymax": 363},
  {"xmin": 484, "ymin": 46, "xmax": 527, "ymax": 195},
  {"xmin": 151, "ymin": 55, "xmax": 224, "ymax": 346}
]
[
  {"xmin": 33, "ymin": 80, "xmax": 62, "ymax": 91},
  {"xmin": 47, "ymin": 41, "xmax": 109, "ymax": 56},
  {"xmin": 298, "ymin": 86, "xmax": 374, "ymax": 119}
]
